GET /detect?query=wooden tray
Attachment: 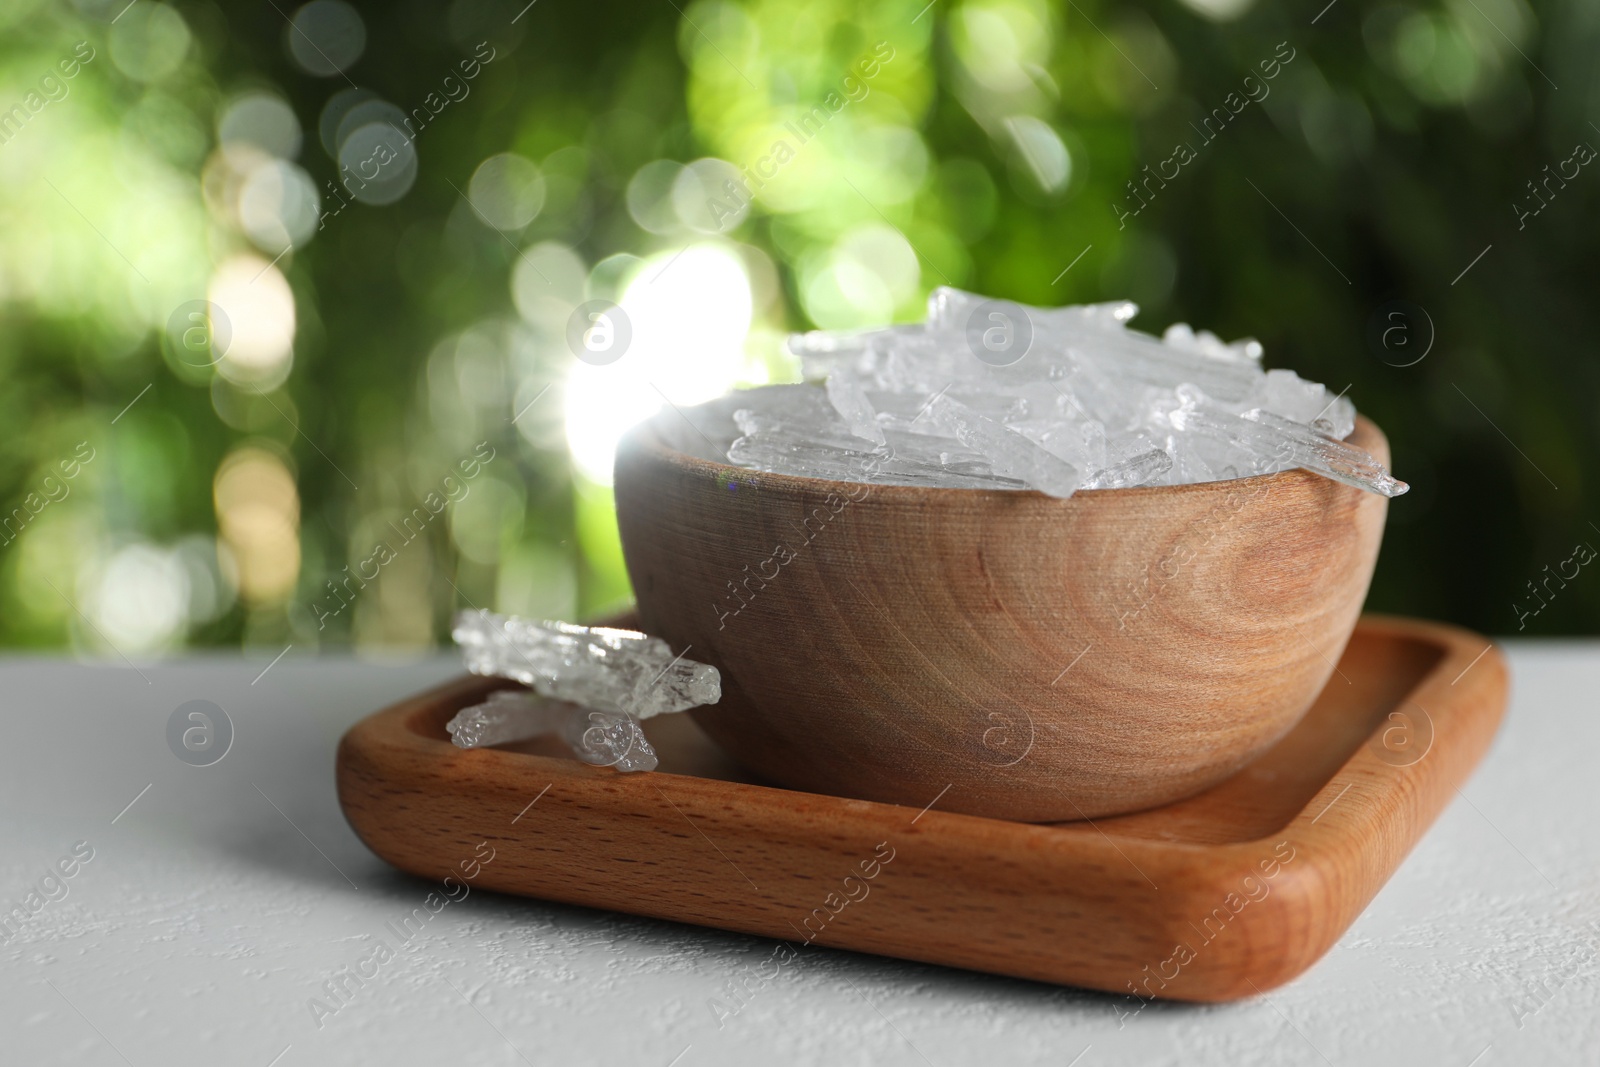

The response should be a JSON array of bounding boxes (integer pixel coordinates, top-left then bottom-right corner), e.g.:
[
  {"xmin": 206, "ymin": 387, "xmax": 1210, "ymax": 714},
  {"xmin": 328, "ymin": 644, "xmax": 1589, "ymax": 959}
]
[{"xmin": 336, "ymin": 614, "xmax": 1507, "ymax": 1002}]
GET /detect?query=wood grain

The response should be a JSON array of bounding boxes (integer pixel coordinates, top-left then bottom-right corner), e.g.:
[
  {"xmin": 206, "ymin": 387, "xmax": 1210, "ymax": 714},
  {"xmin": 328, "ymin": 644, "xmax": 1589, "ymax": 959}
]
[
  {"xmin": 613, "ymin": 401, "xmax": 1392, "ymax": 820},
  {"xmin": 336, "ymin": 615, "xmax": 1507, "ymax": 1003}
]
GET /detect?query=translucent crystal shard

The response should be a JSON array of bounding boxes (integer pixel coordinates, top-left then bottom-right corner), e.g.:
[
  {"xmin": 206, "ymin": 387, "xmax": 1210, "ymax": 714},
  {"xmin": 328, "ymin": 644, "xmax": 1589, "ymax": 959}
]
[
  {"xmin": 446, "ymin": 688, "xmax": 567, "ymax": 748},
  {"xmin": 1084, "ymin": 448, "xmax": 1173, "ymax": 490},
  {"xmin": 451, "ymin": 611, "xmax": 720, "ymax": 718},
  {"xmin": 446, "ymin": 689, "xmax": 658, "ymax": 772},
  {"xmin": 728, "ymin": 430, "xmax": 883, "ymax": 480},
  {"xmin": 1162, "ymin": 322, "xmax": 1263, "ymax": 365},
  {"xmin": 558, "ymin": 708, "xmax": 658, "ymax": 772},
  {"xmin": 1170, "ymin": 406, "xmax": 1409, "ymax": 498},
  {"xmin": 788, "ymin": 324, "xmax": 923, "ymax": 380},
  {"xmin": 1244, "ymin": 368, "xmax": 1355, "ymax": 439},
  {"xmin": 1240, "ymin": 409, "xmax": 1409, "ymax": 497},
  {"xmin": 825, "ymin": 373, "xmax": 887, "ymax": 445},
  {"xmin": 922, "ymin": 394, "xmax": 1082, "ymax": 497},
  {"xmin": 926, "ymin": 286, "xmax": 1137, "ymax": 333}
]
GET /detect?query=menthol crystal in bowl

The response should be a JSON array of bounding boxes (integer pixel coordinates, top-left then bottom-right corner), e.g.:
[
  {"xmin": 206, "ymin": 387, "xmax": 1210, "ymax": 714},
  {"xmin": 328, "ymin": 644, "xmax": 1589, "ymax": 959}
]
[{"xmin": 724, "ymin": 288, "xmax": 1406, "ymax": 500}]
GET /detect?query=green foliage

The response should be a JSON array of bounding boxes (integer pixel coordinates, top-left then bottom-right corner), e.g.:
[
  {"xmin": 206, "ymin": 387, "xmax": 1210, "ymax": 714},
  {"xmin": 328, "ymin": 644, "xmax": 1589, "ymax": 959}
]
[{"xmin": 0, "ymin": 0, "xmax": 1593, "ymax": 653}]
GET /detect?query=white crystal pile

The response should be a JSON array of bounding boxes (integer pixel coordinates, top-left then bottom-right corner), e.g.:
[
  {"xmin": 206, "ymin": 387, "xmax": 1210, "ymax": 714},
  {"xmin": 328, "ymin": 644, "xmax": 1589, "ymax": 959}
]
[
  {"xmin": 446, "ymin": 611, "xmax": 721, "ymax": 773},
  {"xmin": 725, "ymin": 288, "xmax": 1407, "ymax": 498}
]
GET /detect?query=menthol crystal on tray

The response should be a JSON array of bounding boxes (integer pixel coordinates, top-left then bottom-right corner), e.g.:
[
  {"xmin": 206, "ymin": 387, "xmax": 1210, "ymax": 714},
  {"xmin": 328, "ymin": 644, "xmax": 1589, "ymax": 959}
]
[
  {"xmin": 557, "ymin": 708, "xmax": 659, "ymax": 772},
  {"xmin": 447, "ymin": 689, "xmax": 658, "ymax": 772},
  {"xmin": 452, "ymin": 610, "xmax": 720, "ymax": 718},
  {"xmin": 721, "ymin": 287, "xmax": 1406, "ymax": 499},
  {"xmin": 446, "ymin": 688, "xmax": 572, "ymax": 748}
]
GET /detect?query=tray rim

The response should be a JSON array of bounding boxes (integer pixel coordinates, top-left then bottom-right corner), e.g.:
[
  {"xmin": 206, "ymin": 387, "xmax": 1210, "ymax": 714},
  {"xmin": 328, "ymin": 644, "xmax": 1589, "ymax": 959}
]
[{"xmin": 336, "ymin": 612, "xmax": 1508, "ymax": 1002}]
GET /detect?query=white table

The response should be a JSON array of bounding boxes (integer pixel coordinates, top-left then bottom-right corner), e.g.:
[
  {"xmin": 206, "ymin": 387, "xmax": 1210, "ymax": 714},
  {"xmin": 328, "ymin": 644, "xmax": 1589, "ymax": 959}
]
[{"xmin": 2, "ymin": 641, "xmax": 1596, "ymax": 1066}]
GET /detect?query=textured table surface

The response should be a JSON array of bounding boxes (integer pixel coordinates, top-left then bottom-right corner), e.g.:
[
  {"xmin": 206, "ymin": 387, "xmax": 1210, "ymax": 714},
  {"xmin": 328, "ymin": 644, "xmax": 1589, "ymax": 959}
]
[{"xmin": 1, "ymin": 640, "xmax": 1596, "ymax": 1067}]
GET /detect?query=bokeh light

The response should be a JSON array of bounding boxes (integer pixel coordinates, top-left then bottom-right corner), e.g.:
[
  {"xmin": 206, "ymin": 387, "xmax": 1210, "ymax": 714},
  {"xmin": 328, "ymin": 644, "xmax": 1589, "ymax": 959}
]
[
  {"xmin": 219, "ymin": 93, "xmax": 304, "ymax": 162},
  {"xmin": 317, "ymin": 87, "xmax": 378, "ymax": 156},
  {"xmin": 626, "ymin": 160, "xmax": 688, "ymax": 235},
  {"xmin": 108, "ymin": 2, "xmax": 191, "ymax": 83},
  {"xmin": 213, "ymin": 447, "xmax": 301, "ymax": 604},
  {"xmin": 207, "ymin": 256, "xmax": 297, "ymax": 388},
  {"xmin": 510, "ymin": 240, "xmax": 587, "ymax": 335},
  {"xmin": 288, "ymin": 1, "xmax": 368, "ymax": 78},
  {"xmin": 800, "ymin": 223, "xmax": 922, "ymax": 329},
  {"xmin": 1173, "ymin": 0, "xmax": 1256, "ymax": 22},
  {"xmin": 951, "ymin": 1, "xmax": 1053, "ymax": 95},
  {"xmin": 672, "ymin": 157, "xmax": 747, "ymax": 233},
  {"xmin": 85, "ymin": 543, "xmax": 190, "ymax": 653},
  {"xmin": 468, "ymin": 153, "xmax": 546, "ymax": 231},
  {"xmin": 1003, "ymin": 115, "xmax": 1071, "ymax": 193},
  {"xmin": 239, "ymin": 161, "xmax": 321, "ymax": 253},
  {"xmin": 563, "ymin": 243, "xmax": 756, "ymax": 484},
  {"xmin": 337, "ymin": 120, "xmax": 418, "ymax": 205}
]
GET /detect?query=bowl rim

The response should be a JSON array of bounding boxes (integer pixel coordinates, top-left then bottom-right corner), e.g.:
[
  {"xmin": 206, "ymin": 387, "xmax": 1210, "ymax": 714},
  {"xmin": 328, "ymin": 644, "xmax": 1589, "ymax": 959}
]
[{"xmin": 618, "ymin": 398, "xmax": 1387, "ymax": 504}]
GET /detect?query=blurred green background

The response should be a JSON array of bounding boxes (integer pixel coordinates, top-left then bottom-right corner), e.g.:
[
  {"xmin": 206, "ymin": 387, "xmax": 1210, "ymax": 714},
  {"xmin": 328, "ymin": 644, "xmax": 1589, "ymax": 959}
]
[{"xmin": 1, "ymin": 0, "xmax": 1593, "ymax": 657}]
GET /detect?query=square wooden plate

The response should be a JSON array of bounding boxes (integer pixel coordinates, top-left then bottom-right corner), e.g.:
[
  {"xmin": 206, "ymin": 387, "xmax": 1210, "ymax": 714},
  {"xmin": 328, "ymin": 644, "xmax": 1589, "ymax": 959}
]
[{"xmin": 336, "ymin": 614, "xmax": 1506, "ymax": 1002}]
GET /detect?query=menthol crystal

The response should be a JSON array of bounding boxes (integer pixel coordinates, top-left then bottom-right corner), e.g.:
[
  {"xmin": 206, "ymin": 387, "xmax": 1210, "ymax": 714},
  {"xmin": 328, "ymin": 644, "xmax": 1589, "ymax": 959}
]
[
  {"xmin": 447, "ymin": 689, "xmax": 658, "ymax": 772},
  {"xmin": 452, "ymin": 611, "xmax": 720, "ymax": 718},
  {"xmin": 724, "ymin": 287, "xmax": 1405, "ymax": 499}
]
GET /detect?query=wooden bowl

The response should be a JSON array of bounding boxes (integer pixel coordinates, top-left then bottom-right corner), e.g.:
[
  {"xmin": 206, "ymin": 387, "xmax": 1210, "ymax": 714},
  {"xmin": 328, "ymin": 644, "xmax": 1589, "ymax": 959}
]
[{"xmin": 614, "ymin": 390, "xmax": 1391, "ymax": 822}]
